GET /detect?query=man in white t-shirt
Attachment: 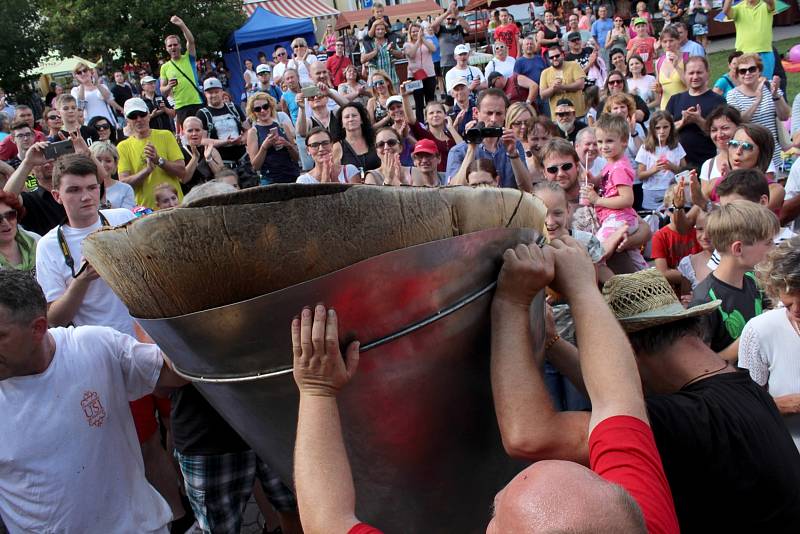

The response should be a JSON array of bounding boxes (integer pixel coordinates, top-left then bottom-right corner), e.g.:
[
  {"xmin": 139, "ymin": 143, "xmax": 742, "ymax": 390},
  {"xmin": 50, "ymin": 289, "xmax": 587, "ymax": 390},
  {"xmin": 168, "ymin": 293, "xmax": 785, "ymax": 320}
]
[
  {"xmin": 445, "ymin": 44, "xmax": 487, "ymax": 96},
  {"xmin": 35, "ymin": 153, "xmax": 137, "ymax": 336},
  {"xmin": 484, "ymin": 42, "xmax": 516, "ymax": 79},
  {"xmin": 0, "ymin": 269, "xmax": 186, "ymax": 532},
  {"xmin": 783, "ymin": 157, "xmax": 800, "ymax": 232}
]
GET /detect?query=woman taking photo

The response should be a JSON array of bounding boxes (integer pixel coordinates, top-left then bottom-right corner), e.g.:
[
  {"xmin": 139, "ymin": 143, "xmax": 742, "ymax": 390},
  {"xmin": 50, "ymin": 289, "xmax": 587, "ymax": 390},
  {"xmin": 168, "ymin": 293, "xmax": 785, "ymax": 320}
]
[
  {"xmin": 365, "ymin": 127, "xmax": 412, "ymax": 186},
  {"xmin": 338, "ymin": 65, "xmax": 371, "ymax": 107},
  {"xmin": 726, "ymin": 53, "xmax": 791, "ymax": 172},
  {"xmin": 0, "ymin": 191, "xmax": 37, "ymax": 272},
  {"xmin": 246, "ymin": 92, "xmax": 300, "ymax": 184},
  {"xmin": 298, "ymin": 127, "xmax": 361, "ymax": 184},
  {"xmin": 655, "ymin": 26, "xmax": 687, "ymax": 110},
  {"xmin": 401, "ymin": 82, "xmax": 462, "ymax": 175},
  {"xmin": 404, "ymin": 23, "xmax": 437, "ymax": 125},
  {"xmin": 331, "ymin": 102, "xmax": 380, "ymax": 176},
  {"xmin": 739, "ymin": 236, "xmax": 800, "ymax": 452},
  {"xmin": 70, "ymin": 62, "xmax": 120, "ymax": 125},
  {"xmin": 366, "ymin": 70, "xmax": 397, "ymax": 129}
]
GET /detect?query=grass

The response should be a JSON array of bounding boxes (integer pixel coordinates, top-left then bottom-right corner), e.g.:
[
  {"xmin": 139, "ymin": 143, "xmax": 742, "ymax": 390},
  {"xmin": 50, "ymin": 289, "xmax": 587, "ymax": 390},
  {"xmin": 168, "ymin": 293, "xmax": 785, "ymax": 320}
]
[{"xmin": 708, "ymin": 38, "xmax": 800, "ymax": 102}]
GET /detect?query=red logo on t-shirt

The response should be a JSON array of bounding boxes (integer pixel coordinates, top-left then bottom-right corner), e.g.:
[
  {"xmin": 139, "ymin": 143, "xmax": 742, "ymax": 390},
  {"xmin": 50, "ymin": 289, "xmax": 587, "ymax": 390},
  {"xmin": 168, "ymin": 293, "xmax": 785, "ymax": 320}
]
[{"xmin": 81, "ymin": 390, "xmax": 106, "ymax": 427}]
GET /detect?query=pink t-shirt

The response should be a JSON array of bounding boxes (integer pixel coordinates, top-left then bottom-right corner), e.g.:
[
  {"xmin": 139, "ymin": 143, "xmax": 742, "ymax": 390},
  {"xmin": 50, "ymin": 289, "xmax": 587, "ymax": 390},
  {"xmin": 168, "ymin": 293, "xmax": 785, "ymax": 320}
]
[{"xmin": 595, "ymin": 158, "xmax": 639, "ymax": 227}]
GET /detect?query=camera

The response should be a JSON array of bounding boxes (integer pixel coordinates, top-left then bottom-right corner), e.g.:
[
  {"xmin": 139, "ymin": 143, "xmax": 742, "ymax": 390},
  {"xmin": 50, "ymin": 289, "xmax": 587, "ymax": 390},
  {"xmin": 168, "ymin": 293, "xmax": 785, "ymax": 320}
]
[
  {"xmin": 464, "ymin": 122, "xmax": 504, "ymax": 144},
  {"xmin": 43, "ymin": 140, "xmax": 75, "ymax": 161},
  {"xmin": 301, "ymin": 85, "xmax": 321, "ymax": 98},
  {"xmin": 155, "ymin": 96, "xmax": 165, "ymax": 107},
  {"xmin": 405, "ymin": 79, "xmax": 424, "ymax": 92}
]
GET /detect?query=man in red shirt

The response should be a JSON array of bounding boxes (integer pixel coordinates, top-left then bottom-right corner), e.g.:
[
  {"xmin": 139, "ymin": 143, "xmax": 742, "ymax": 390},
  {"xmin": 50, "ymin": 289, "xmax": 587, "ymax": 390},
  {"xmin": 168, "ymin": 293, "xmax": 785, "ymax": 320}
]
[
  {"xmin": 0, "ymin": 106, "xmax": 46, "ymax": 161},
  {"xmin": 326, "ymin": 39, "xmax": 353, "ymax": 88},
  {"xmin": 290, "ymin": 237, "xmax": 679, "ymax": 534},
  {"xmin": 493, "ymin": 8, "xmax": 521, "ymax": 58}
]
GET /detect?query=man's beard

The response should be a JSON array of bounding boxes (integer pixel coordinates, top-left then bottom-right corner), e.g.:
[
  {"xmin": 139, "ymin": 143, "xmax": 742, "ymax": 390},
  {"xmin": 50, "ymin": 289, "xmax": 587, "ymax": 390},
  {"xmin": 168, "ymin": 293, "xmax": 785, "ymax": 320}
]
[{"xmin": 558, "ymin": 120, "xmax": 575, "ymax": 134}]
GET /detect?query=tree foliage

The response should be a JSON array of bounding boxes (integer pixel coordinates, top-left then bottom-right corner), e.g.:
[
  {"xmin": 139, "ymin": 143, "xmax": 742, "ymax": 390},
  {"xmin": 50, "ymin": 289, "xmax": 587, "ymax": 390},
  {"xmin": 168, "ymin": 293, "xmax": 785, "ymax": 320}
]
[
  {"xmin": 0, "ymin": 1, "xmax": 49, "ymax": 93},
  {"xmin": 40, "ymin": 0, "xmax": 246, "ymax": 68}
]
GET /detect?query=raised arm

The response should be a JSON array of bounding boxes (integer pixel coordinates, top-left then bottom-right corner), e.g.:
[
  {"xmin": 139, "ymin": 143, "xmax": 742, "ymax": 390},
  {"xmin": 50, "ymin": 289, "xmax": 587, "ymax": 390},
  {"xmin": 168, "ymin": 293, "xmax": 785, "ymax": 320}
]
[
  {"xmin": 4, "ymin": 143, "xmax": 48, "ymax": 196},
  {"xmin": 292, "ymin": 305, "xmax": 362, "ymax": 534},
  {"xmin": 171, "ymin": 16, "xmax": 196, "ymax": 57},
  {"xmin": 491, "ymin": 243, "xmax": 591, "ymax": 462},
  {"xmin": 549, "ymin": 237, "xmax": 648, "ymax": 431}
]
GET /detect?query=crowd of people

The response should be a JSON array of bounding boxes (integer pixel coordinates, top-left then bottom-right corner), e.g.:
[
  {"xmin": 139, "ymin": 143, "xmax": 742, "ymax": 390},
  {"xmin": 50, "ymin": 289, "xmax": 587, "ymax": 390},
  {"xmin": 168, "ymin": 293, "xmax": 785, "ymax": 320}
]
[{"xmin": 1, "ymin": 0, "xmax": 800, "ymax": 532}]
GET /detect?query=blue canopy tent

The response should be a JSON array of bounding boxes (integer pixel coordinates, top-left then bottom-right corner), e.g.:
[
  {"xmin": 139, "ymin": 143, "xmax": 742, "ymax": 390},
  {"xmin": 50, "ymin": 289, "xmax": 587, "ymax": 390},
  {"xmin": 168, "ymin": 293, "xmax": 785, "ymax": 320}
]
[{"xmin": 224, "ymin": 7, "xmax": 316, "ymax": 104}]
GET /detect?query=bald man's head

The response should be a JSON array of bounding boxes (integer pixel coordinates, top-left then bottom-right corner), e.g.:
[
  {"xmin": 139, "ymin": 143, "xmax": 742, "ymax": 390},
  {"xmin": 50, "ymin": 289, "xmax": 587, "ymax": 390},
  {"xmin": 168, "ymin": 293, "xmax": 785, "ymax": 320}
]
[
  {"xmin": 486, "ymin": 460, "xmax": 646, "ymax": 534},
  {"xmin": 310, "ymin": 61, "xmax": 331, "ymax": 85}
]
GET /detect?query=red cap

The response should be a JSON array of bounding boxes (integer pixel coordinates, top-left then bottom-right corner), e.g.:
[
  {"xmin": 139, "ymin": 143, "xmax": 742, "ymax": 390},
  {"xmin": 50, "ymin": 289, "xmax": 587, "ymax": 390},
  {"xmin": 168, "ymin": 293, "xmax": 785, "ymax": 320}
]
[{"xmin": 412, "ymin": 139, "xmax": 439, "ymax": 156}]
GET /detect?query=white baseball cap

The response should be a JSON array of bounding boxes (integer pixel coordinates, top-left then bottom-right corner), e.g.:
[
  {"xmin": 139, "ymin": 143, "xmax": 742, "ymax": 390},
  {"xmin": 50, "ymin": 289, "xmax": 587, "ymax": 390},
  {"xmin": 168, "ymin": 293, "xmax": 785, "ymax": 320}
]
[
  {"xmin": 447, "ymin": 77, "xmax": 469, "ymax": 92},
  {"xmin": 123, "ymin": 97, "xmax": 149, "ymax": 117},
  {"xmin": 256, "ymin": 64, "xmax": 271, "ymax": 74},
  {"xmin": 203, "ymin": 77, "xmax": 223, "ymax": 91},
  {"xmin": 386, "ymin": 95, "xmax": 403, "ymax": 107},
  {"xmin": 454, "ymin": 44, "xmax": 471, "ymax": 56},
  {"xmin": 140, "ymin": 75, "xmax": 157, "ymax": 84}
]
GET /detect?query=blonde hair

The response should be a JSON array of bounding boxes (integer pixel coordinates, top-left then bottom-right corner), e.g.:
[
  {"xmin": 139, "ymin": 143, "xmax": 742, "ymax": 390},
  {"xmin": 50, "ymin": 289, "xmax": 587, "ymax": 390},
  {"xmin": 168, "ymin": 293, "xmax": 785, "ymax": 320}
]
[
  {"xmin": 737, "ymin": 53, "xmax": 763, "ymax": 73},
  {"xmin": 755, "ymin": 236, "xmax": 800, "ymax": 299},
  {"xmin": 246, "ymin": 92, "xmax": 277, "ymax": 122},
  {"xmin": 89, "ymin": 141, "xmax": 118, "ymax": 162},
  {"xmin": 291, "ymin": 37, "xmax": 308, "ymax": 49},
  {"xmin": 72, "ymin": 61, "xmax": 91, "ymax": 75},
  {"xmin": 706, "ymin": 200, "xmax": 779, "ymax": 253},
  {"xmin": 370, "ymin": 70, "xmax": 397, "ymax": 96},
  {"xmin": 154, "ymin": 182, "xmax": 178, "ymax": 198},
  {"xmin": 604, "ymin": 93, "xmax": 636, "ymax": 118},
  {"xmin": 505, "ymin": 102, "xmax": 537, "ymax": 129}
]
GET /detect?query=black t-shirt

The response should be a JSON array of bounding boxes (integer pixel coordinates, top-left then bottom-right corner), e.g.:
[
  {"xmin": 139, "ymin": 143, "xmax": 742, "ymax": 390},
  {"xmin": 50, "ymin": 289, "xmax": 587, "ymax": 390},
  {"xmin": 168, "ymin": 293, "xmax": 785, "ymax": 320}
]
[
  {"xmin": 20, "ymin": 186, "xmax": 66, "ymax": 236},
  {"xmin": 110, "ymin": 83, "xmax": 134, "ymax": 109},
  {"xmin": 689, "ymin": 272, "xmax": 762, "ymax": 352},
  {"xmin": 180, "ymin": 144, "xmax": 215, "ymax": 194},
  {"xmin": 196, "ymin": 104, "xmax": 247, "ymax": 162},
  {"xmin": 557, "ymin": 119, "xmax": 588, "ymax": 144},
  {"xmin": 666, "ymin": 90, "xmax": 725, "ymax": 169},
  {"xmin": 142, "ymin": 95, "xmax": 175, "ymax": 133},
  {"xmin": 647, "ymin": 371, "xmax": 800, "ymax": 533},
  {"xmin": 566, "ymin": 47, "xmax": 593, "ymax": 73},
  {"xmin": 170, "ymin": 384, "xmax": 251, "ymax": 455}
]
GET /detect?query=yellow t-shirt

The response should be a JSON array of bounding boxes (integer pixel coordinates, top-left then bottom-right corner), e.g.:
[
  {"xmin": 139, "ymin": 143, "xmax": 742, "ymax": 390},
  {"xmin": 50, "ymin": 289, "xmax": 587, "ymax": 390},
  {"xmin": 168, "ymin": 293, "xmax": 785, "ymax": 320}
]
[
  {"xmin": 117, "ymin": 129, "xmax": 185, "ymax": 209},
  {"xmin": 540, "ymin": 62, "xmax": 587, "ymax": 117},
  {"xmin": 159, "ymin": 53, "xmax": 203, "ymax": 109},
  {"xmin": 732, "ymin": 1, "xmax": 774, "ymax": 53},
  {"xmin": 657, "ymin": 61, "xmax": 687, "ymax": 110}
]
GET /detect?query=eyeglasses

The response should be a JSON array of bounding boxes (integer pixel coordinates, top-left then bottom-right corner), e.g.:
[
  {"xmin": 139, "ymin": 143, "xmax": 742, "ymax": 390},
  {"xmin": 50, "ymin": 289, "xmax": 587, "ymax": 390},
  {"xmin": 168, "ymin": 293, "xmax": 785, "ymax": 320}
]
[
  {"xmin": 728, "ymin": 139, "xmax": 755, "ymax": 151},
  {"xmin": 293, "ymin": 44, "xmax": 306, "ymax": 49},
  {"xmin": 446, "ymin": 18, "xmax": 456, "ymax": 22},
  {"xmin": 667, "ymin": 206, "xmax": 691, "ymax": 213},
  {"xmin": 252, "ymin": 104, "xmax": 270, "ymax": 113},
  {"xmin": 372, "ymin": 79, "xmax": 386, "ymax": 86},
  {"xmin": 413, "ymin": 152, "xmax": 436, "ymax": 159},
  {"xmin": 95, "ymin": 123, "xmax": 111, "ymax": 130},
  {"xmin": 737, "ymin": 65, "xmax": 758, "ymax": 76},
  {"xmin": 47, "ymin": 114, "xmax": 61, "ymax": 120},
  {"xmin": 608, "ymin": 79, "xmax": 624, "ymax": 85},
  {"xmin": 510, "ymin": 120, "xmax": 528, "ymax": 128},
  {"xmin": 308, "ymin": 139, "xmax": 332, "ymax": 149},
  {"xmin": 0, "ymin": 210, "xmax": 17, "ymax": 224},
  {"xmin": 555, "ymin": 111, "xmax": 574, "ymax": 117},
  {"xmin": 376, "ymin": 139, "xmax": 400, "ymax": 148},
  {"xmin": 75, "ymin": 68, "xmax": 89, "ymax": 75},
  {"xmin": 276, "ymin": 51, "xmax": 287, "ymax": 57},
  {"xmin": 545, "ymin": 162, "xmax": 574, "ymax": 174},
  {"xmin": 126, "ymin": 111, "xmax": 148, "ymax": 120},
  {"xmin": 14, "ymin": 132, "xmax": 34, "ymax": 140},
  {"xmin": 258, "ymin": 72, "xmax": 270, "ymax": 76},
  {"xmin": 548, "ymin": 54, "xmax": 562, "ymax": 60}
]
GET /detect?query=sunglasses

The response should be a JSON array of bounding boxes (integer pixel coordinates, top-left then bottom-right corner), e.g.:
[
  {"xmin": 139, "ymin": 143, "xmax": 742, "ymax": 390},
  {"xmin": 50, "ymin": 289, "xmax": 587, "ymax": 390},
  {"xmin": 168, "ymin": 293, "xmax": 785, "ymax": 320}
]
[
  {"xmin": 548, "ymin": 54, "xmax": 562, "ymax": 60},
  {"xmin": 308, "ymin": 139, "xmax": 332, "ymax": 149},
  {"xmin": 545, "ymin": 162, "xmax": 574, "ymax": 174},
  {"xmin": 737, "ymin": 65, "xmax": 758, "ymax": 76},
  {"xmin": 728, "ymin": 139, "xmax": 755, "ymax": 151},
  {"xmin": 47, "ymin": 114, "xmax": 61, "ymax": 120},
  {"xmin": 0, "ymin": 209, "xmax": 17, "ymax": 224},
  {"xmin": 95, "ymin": 123, "xmax": 111, "ymax": 130},
  {"xmin": 608, "ymin": 79, "xmax": 624, "ymax": 85},
  {"xmin": 75, "ymin": 68, "xmax": 89, "ymax": 75},
  {"xmin": 252, "ymin": 104, "xmax": 270, "ymax": 113},
  {"xmin": 446, "ymin": 18, "xmax": 456, "ymax": 22},
  {"xmin": 667, "ymin": 206, "xmax": 692, "ymax": 213},
  {"xmin": 376, "ymin": 139, "xmax": 400, "ymax": 148},
  {"xmin": 555, "ymin": 111, "xmax": 573, "ymax": 117},
  {"xmin": 126, "ymin": 111, "xmax": 148, "ymax": 120},
  {"xmin": 293, "ymin": 44, "xmax": 306, "ymax": 49},
  {"xmin": 276, "ymin": 51, "xmax": 287, "ymax": 57},
  {"xmin": 372, "ymin": 79, "xmax": 386, "ymax": 86}
]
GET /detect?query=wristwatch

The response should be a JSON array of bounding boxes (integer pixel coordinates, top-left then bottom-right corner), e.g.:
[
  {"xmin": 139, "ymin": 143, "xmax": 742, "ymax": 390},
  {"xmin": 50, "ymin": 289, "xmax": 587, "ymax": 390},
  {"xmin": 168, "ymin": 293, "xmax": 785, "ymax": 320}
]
[
  {"xmin": 631, "ymin": 131, "xmax": 639, "ymax": 137},
  {"xmin": 157, "ymin": 157, "xmax": 166, "ymax": 167}
]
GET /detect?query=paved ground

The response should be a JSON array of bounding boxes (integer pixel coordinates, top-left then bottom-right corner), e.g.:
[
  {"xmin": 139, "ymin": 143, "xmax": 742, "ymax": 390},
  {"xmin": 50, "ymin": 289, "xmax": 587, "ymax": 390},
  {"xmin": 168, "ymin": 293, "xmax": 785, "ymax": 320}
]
[{"xmin": 707, "ymin": 23, "xmax": 800, "ymax": 53}]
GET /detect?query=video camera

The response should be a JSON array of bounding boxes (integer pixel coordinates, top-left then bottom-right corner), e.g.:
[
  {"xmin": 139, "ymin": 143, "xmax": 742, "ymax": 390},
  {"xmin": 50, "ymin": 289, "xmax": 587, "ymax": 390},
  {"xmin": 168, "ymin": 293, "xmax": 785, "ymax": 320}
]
[{"xmin": 464, "ymin": 122, "xmax": 503, "ymax": 144}]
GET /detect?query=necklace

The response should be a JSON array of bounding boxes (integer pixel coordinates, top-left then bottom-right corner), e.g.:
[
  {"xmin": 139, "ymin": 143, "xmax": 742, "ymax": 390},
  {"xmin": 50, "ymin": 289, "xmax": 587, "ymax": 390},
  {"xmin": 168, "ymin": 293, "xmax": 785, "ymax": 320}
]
[{"xmin": 680, "ymin": 362, "xmax": 729, "ymax": 389}]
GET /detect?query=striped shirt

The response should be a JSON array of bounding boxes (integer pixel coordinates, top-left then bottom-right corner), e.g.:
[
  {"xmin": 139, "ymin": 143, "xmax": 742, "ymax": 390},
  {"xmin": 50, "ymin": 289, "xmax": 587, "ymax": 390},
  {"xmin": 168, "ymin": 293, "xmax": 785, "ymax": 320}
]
[
  {"xmin": 726, "ymin": 85, "xmax": 784, "ymax": 170},
  {"xmin": 362, "ymin": 40, "xmax": 398, "ymax": 86}
]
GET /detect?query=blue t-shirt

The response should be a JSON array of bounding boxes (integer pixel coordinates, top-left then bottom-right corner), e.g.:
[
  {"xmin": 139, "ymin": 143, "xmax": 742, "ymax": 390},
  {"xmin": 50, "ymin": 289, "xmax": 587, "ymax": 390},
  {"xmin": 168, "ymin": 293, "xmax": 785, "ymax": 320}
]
[
  {"xmin": 429, "ymin": 34, "xmax": 441, "ymax": 63},
  {"xmin": 591, "ymin": 18, "xmax": 614, "ymax": 48},
  {"xmin": 514, "ymin": 56, "xmax": 548, "ymax": 84}
]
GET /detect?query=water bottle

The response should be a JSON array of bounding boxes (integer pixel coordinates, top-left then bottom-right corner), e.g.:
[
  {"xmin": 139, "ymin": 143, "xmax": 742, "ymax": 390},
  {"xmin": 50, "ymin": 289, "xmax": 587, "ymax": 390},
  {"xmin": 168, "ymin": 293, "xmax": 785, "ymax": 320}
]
[{"xmin": 259, "ymin": 170, "xmax": 270, "ymax": 187}]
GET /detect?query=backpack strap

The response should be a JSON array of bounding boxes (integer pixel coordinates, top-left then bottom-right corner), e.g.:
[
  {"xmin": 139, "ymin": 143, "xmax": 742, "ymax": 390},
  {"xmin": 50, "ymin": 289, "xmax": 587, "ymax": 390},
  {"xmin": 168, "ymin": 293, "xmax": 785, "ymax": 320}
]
[
  {"xmin": 225, "ymin": 102, "xmax": 244, "ymax": 131},
  {"xmin": 199, "ymin": 107, "xmax": 215, "ymax": 137}
]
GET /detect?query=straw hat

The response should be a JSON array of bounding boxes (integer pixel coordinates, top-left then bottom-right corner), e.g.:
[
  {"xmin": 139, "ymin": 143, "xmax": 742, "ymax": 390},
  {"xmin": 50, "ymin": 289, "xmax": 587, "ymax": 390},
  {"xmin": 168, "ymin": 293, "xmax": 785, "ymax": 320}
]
[{"xmin": 602, "ymin": 269, "xmax": 721, "ymax": 333}]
